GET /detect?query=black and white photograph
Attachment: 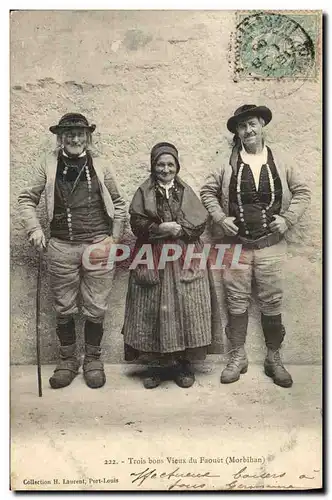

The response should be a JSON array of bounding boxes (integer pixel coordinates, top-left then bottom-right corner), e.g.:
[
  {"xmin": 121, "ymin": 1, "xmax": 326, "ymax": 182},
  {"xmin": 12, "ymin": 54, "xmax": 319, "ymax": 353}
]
[{"xmin": 9, "ymin": 9, "xmax": 322, "ymax": 491}]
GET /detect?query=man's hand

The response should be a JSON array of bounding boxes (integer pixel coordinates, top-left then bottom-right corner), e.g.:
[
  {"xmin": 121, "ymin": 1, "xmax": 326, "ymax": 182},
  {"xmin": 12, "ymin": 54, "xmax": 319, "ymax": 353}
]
[
  {"xmin": 29, "ymin": 229, "xmax": 46, "ymax": 251},
  {"xmin": 269, "ymin": 215, "xmax": 288, "ymax": 234},
  {"xmin": 221, "ymin": 217, "xmax": 239, "ymax": 236},
  {"xmin": 159, "ymin": 222, "xmax": 182, "ymax": 238}
]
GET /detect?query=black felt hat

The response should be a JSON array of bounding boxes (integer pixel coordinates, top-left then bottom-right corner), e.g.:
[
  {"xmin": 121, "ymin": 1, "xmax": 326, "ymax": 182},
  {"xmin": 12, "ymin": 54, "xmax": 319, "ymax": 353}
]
[
  {"xmin": 49, "ymin": 113, "xmax": 96, "ymax": 134},
  {"xmin": 227, "ymin": 105, "xmax": 272, "ymax": 134}
]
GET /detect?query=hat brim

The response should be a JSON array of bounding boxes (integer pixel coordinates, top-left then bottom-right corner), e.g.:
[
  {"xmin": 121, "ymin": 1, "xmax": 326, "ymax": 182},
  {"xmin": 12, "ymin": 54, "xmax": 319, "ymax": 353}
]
[
  {"xmin": 49, "ymin": 124, "xmax": 96, "ymax": 134},
  {"xmin": 227, "ymin": 106, "xmax": 272, "ymax": 134}
]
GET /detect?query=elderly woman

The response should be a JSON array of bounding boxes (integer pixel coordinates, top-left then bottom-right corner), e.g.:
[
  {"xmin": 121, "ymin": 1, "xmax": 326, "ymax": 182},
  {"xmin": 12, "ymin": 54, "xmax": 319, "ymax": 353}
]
[{"xmin": 122, "ymin": 142, "xmax": 222, "ymax": 389}]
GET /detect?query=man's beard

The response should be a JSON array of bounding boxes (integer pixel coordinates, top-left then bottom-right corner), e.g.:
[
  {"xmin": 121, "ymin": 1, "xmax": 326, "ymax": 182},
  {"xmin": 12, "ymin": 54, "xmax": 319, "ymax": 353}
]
[{"xmin": 63, "ymin": 144, "xmax": 86, "ymax": 157}]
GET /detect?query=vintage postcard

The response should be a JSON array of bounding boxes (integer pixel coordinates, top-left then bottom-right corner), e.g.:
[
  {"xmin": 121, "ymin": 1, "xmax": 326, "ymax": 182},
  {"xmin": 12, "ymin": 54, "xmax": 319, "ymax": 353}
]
[{"xmin": 10, "ymin": 10, "xmax": 322, "ymax": 491}]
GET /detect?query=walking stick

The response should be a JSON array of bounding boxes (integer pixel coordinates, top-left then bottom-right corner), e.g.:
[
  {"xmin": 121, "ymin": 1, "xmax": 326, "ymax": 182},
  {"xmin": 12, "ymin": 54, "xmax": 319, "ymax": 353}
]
[{"xmin": 36, "ymin": 250, "xmax": 43, "ymax": 397}]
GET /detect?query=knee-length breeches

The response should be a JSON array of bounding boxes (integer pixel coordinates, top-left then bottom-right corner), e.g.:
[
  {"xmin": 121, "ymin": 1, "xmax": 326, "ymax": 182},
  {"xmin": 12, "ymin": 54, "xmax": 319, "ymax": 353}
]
[
  {"xmin": 47, "ymin": 237, "xmax": 114, "ymax": 321},
  {"xmin": 223, "ymin": 239, "xmax": 286, "ymax": 316}
]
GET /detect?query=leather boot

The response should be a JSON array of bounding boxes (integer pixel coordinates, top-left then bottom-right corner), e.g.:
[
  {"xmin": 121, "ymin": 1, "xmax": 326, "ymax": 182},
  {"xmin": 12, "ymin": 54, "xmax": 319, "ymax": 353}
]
[
  {"xmin": 264, "ymin": 349, "xmax": 293, "ymax": 388},
  {"xmin": 83, "ymin": 344, "xmax": 106, "ymax": 388},
  {"xmin": 220, "ymin": 311, "xmax": 249, "ymax": 384},
  {"xmin": 261, "ymin": 314, "xmax": 293, "ymax": 387},
  {"xmin": 49, "ymin": 344, "xmax": 80, "ymax": 389}
]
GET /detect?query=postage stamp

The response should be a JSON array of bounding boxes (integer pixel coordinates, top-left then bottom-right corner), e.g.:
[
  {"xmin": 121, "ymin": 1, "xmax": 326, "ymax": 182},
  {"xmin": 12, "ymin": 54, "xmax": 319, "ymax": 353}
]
[{"xmin": 234, "ymin": 11, "xmax": 321, "ymax": 80}]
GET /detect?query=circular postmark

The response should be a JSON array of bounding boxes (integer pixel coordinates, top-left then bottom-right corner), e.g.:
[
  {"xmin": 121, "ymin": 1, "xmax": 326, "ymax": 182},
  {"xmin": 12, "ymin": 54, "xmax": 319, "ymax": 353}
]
[{"xmin": 234, "ymin": 12, "xmax": 316, "ymax": 80}]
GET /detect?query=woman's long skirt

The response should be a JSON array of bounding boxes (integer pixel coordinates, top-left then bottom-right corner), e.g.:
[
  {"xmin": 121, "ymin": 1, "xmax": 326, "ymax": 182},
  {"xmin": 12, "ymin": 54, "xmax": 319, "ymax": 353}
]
[{"xmin": 122, "ymin": 242, "xmax": 223, "ymax": 361}]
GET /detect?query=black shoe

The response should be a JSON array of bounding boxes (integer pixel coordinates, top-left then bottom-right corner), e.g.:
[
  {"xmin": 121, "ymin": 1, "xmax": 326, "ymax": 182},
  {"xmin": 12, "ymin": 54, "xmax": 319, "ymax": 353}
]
[
  {"xmin": 143, "ymin": 369, "xmax": 161, "ymax": 389},
  {"xmin": 174, "ymin": 362, "xmax": 195, "ymax": 388}
]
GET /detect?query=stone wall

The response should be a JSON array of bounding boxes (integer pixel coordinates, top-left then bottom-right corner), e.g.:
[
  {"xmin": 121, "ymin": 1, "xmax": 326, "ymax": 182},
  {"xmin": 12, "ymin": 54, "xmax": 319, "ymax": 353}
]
[{"xmin": 10, "ymin": 11, "xmax": 322, "ymax": 364}]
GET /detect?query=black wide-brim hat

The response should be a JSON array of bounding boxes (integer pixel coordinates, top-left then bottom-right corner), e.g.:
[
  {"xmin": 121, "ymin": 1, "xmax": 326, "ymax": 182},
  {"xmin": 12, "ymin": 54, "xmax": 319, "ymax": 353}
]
[
  {"xmin": 49, "ymin": 113, "xmax": 96, "ymax": 134},
  {"xmin": 227, "ymin": 105, "xmax": 272, "ymax": 134}
]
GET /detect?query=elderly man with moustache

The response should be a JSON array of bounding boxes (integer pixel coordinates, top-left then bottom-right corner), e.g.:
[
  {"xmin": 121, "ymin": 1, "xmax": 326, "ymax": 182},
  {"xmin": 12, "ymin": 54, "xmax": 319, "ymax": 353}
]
[
  {"xmin": 18, "ymin": 113, "xmax": 126, "ymax": 390},
  {"xmin": 200, "ymin": 105, "xmax": 311, "ymax": 388}
]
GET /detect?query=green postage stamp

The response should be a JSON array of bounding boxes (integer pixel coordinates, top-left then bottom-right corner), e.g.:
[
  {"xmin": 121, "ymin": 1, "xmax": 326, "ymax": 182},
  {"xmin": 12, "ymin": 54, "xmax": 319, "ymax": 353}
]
[{"xmin": 234, "ymin": 11, "xmax": 321, "ymax": 80}]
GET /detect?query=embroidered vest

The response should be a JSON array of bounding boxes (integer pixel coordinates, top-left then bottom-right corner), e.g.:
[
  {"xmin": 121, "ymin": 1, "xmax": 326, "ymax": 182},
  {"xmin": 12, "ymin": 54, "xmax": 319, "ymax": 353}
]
[
  {"xmin": 229, "ymin": 147, "xmax": 282, "ymax": 240},
  {"xmin": 50, "ymin": 154, "xmax": 111, "ymax": 241}
]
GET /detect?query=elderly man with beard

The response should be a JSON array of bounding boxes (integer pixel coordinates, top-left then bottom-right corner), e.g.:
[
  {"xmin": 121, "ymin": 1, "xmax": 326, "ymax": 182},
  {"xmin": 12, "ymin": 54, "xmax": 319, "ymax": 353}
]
[
  {"xmin": 200, "ymin": 105, "xmax": 311, "ymax": 388},
  {"xmin": 18, "ymin": 113, "xmax": 126, "ymax": 389}
]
